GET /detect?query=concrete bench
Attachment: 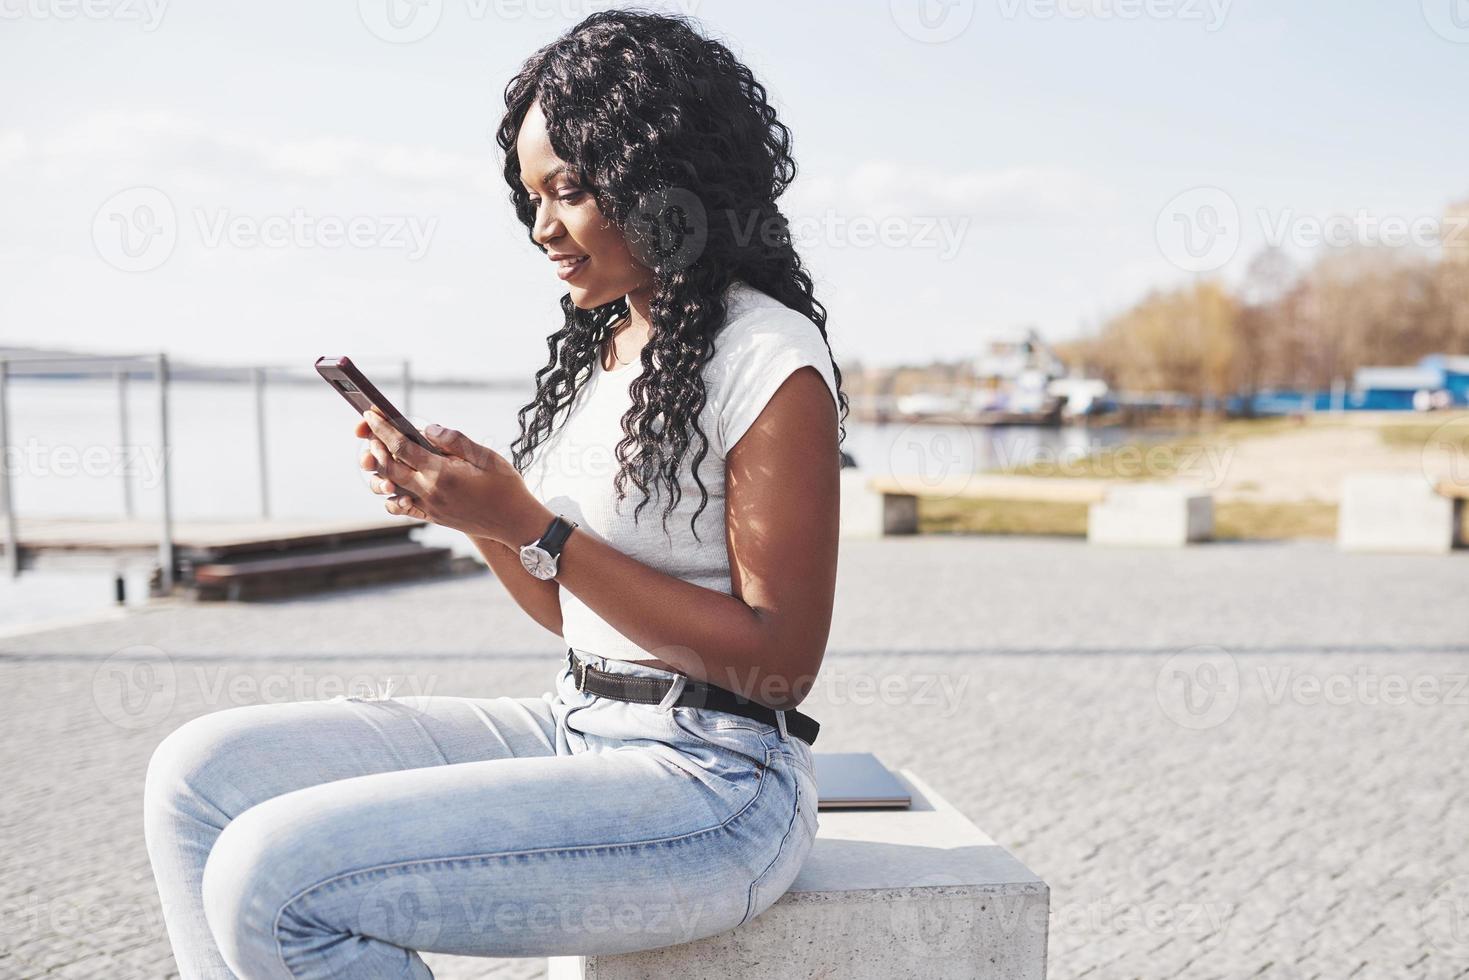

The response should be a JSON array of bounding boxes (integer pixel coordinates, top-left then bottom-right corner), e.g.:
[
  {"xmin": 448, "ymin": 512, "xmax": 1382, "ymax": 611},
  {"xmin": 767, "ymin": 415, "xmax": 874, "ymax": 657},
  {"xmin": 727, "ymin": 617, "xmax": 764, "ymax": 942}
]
[
  {"xmin": 844, "ymin": 471, "xmax": 1110, "ymax": 538},
  {"xmin": 841, "ymin": 469, "xmax": 918, "ymax": 536},
  {"xmin": 1337, "ymin": 473, "xmax": 1467, "ymax": 554},
  {"xmin": 546, "ymin": 769, "xmax": 1049, "ymax": 979},
  {"xmin": 1087, "ymin": 483, "xmax": 1214, "ymax": 547}
]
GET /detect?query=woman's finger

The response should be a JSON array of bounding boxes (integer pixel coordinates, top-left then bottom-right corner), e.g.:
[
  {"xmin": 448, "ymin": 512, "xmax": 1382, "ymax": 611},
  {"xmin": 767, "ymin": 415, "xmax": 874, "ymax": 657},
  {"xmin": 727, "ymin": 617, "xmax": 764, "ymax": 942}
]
[
  {"xmin": 375, "ymin": 452, "xmax": 416, "ymax": 490},
  {"xmin": 363, "ymin": 410, "xmax": 428, "ymax": 470},
  {"xmin": 387, "ymin": 495, "xmax": 426, "ymax": 520}
]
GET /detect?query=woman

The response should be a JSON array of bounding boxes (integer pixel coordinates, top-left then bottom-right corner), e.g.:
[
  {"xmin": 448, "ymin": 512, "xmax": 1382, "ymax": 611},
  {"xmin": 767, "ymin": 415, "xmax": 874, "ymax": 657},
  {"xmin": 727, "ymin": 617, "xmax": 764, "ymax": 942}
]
[{"xmin": 144, "ymin": 9, "xmax": 848, "ymax": 977}]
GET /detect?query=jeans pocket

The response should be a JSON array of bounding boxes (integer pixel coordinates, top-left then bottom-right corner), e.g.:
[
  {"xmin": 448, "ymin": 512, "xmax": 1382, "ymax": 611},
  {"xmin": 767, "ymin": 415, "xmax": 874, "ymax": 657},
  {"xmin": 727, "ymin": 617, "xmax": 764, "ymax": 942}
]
[{"xmin": 669, "ymin": 705, "xmax": 774, "ymax": 760}]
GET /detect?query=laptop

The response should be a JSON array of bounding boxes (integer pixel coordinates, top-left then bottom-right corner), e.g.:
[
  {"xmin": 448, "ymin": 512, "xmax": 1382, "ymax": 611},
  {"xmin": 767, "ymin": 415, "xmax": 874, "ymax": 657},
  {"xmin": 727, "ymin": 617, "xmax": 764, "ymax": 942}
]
[{"xmin": 812, "ymin": 752, "xmax": 912, "ymax": 810}]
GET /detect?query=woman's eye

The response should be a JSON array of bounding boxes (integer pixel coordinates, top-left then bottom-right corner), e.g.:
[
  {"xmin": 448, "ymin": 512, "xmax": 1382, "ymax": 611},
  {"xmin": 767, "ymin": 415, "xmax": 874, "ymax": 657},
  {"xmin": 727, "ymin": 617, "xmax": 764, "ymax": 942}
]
[{"xmin": 528, "ymin": 190, "xmax": 581, "ymax": 208}]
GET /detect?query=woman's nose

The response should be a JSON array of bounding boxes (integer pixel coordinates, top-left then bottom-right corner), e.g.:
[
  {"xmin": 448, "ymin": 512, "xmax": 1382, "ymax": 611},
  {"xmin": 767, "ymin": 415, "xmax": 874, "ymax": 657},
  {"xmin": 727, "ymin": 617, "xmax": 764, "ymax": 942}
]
[{"xmin": 532, "ymin": 206, "xmax": 561, "ymax": 248}]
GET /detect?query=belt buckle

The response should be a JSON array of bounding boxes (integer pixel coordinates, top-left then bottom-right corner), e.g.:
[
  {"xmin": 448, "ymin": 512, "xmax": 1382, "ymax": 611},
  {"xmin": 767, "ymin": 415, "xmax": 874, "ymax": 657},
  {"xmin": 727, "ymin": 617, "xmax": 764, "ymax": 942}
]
[{"xmin": 575, "ymin": 657, "xmax": 589, "ymax": 692}]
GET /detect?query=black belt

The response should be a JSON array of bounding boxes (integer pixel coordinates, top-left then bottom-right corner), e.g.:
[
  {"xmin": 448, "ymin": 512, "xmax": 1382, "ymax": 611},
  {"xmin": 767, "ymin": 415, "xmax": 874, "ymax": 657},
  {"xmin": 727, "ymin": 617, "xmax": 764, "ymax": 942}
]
[{"xmin": 566, "ymin": 648, "xmax": 819, "ymax": 747}]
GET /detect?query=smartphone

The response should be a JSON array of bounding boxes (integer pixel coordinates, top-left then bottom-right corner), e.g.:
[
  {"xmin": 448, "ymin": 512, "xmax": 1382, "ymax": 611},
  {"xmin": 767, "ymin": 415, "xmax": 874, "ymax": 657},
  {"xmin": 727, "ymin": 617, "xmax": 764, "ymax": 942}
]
[{"xmin": 315, "ymin": 356, "xmax": 445, "ymax": 457}]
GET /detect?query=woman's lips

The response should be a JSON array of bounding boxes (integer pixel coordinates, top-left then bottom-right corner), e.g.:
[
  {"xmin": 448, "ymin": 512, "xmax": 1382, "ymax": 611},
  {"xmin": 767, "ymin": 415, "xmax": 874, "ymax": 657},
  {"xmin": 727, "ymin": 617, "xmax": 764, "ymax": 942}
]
[{"xmin": 555, "ymin": 255, "xmax": 589, "ymax": 281}]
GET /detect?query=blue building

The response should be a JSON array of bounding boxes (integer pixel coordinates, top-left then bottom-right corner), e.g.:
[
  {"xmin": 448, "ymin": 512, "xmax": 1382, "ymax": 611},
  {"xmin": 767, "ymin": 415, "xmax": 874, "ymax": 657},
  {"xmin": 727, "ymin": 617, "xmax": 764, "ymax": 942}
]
[
  {"xmin": 1350, "ymin": 365, "xmax": 1446, "ymax": 410},
  {"xmin": 1228, "ymin": 353, "xmax": 1469, "ymax": 415},
  {"xmin": 1417, "ymin": 355, "xmax": 1469, "ymax": 404}
]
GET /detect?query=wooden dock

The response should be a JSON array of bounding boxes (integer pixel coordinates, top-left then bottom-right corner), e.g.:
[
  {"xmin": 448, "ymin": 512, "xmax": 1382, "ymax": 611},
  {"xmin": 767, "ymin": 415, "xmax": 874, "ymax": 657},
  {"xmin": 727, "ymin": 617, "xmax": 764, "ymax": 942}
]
[
  {"xmin": 2, "ymin": 516, "xmax": 477, "ymax": 600},
  {"xmin": 9, "ymin": 516, "xmax": 430, "ymax": 557}
]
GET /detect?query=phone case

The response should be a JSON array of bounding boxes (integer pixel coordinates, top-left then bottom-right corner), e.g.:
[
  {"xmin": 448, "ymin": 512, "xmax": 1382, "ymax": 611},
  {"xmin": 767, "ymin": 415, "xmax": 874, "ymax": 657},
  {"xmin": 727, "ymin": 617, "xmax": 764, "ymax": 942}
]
[{"xmin": 315, "ymin": 355, "xmax": 445, "ymax": 457}]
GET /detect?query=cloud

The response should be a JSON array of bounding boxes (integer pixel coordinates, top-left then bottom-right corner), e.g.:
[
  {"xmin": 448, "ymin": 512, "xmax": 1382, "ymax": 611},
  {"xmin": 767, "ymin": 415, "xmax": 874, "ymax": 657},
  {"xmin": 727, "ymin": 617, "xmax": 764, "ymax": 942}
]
[
  {"xmin": 9, "ymin": 114, "xmax": 1116, "ymax": 228},
  {"xmin": 5, "ymin": 110, "xmax": 499, "ymax": 197},
  {"xmin": 785, "ymin": 159, "xmax": 1117, "ymax": 223}
]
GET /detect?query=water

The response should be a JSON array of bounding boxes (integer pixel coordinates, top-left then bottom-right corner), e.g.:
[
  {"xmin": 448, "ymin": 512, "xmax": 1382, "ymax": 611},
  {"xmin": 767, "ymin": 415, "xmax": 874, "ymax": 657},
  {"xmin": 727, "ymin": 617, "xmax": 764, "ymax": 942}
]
[{"xmin": 0, "ymin": 377, "xmax": 1150, "ymax": 634}]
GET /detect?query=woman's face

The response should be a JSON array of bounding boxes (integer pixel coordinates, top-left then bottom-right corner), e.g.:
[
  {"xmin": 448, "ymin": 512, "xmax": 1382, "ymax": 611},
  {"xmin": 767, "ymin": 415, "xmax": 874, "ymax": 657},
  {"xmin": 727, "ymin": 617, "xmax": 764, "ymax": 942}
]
[{"xmin": 516, "ymin": 100, "xmax": 650, "ymax": 310}]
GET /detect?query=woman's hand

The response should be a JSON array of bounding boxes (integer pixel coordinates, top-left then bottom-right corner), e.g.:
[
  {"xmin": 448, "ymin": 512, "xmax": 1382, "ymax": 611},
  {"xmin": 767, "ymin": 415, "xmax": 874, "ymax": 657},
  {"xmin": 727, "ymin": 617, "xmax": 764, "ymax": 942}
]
[{"xmin": 355, "ymin": 408, "xmax": 553, "ymax": 547}]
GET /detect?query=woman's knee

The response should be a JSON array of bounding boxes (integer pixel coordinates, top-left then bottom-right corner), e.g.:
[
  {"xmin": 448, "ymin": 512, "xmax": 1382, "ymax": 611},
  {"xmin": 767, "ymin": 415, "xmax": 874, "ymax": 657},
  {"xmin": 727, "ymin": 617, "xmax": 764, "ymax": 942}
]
[
  {"xmin": 201, "ymin": 790, "xmax": 391, "ymax": 976},
  {"xmin": 142, "ymin": 705, "xmax": 280, "ymax": 833}
]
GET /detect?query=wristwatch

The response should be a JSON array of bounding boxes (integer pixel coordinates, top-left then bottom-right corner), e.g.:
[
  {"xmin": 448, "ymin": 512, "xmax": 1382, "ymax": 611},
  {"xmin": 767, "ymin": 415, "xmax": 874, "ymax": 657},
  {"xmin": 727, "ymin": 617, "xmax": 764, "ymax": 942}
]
[{"xmin": 519, "ymin": 514, "xmax": 579, "ymax": 580}]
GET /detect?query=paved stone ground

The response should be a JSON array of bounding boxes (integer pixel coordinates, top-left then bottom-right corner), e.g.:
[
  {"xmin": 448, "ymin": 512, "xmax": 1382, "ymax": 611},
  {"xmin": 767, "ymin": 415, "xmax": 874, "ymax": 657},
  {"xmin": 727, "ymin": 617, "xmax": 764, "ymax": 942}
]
[{"xmin": 3, "ymin": 536, "xmax": 1468, "ymax": 979}]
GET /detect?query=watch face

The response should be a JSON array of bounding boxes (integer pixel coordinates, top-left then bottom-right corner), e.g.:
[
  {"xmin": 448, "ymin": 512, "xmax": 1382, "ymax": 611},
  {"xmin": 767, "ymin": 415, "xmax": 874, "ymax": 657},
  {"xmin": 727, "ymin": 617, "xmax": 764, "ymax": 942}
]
[{"xmin": 520, "ymin": 545, "xmax": 555, "ymax": 579}]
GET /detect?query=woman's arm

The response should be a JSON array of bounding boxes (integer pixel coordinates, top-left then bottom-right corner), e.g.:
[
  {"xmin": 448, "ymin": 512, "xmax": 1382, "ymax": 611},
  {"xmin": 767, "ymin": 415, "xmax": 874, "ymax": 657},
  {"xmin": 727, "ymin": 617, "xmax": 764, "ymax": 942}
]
[
  {"xmin": 503, "ymin": 366, "xmax": 839, "ymax": 711},
  {"xmin": 469, "ymin": 534, "xmax": 564, "ymax": 637}
]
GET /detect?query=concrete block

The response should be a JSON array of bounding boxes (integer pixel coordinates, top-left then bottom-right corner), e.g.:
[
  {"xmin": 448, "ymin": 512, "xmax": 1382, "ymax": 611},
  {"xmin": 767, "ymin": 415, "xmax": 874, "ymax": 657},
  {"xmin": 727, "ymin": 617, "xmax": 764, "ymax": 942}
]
[
  {"xmin": 547, "ymin": 769, "xmax": 1048, "ymax": 979},
  {"xmin": 1087, "ymin": 483, "xmax": 1213, "ymax": 547},
  {"xmin": 840, "ymin": 470, "xmax": 918, "ymax": 537},
  {"xmin": 1338, "ymin": 473, "xmax": 1460, "ymax": 554}
]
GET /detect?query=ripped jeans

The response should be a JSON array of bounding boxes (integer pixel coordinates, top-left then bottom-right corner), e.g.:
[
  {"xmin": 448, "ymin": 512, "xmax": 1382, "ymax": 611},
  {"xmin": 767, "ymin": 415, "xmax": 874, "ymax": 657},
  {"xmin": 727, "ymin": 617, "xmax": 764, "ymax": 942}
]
[{"xmin": 143, "ymin": 650, "xmax": 820, "ymax": 979}]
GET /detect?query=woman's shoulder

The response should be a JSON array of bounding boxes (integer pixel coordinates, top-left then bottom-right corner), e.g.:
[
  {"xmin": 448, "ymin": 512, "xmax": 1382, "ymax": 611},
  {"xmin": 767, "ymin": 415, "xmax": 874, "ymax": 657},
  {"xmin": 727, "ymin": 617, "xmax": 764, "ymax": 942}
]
[
  {"xmin": 704, "ymin": 279, "xmax": 840, "ymax": 454},
  {"xmin": 712, "ymin": 279, "xmax": 826, "ymax": 360}
]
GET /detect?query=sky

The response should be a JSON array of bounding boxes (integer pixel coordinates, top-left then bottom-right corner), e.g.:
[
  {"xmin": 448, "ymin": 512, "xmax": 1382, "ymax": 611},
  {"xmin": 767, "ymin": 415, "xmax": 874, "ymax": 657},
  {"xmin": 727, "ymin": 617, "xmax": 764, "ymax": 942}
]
[{"xmin": 2, "ymin": 0, "xmax": 1468, "ymax": 380}]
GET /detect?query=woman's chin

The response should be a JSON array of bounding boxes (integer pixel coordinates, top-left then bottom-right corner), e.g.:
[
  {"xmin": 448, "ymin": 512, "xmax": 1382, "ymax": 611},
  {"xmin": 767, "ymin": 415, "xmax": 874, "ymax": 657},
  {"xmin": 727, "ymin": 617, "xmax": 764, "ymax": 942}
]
[{"xmin": 567, "ymin": 283, "xmax": 607, "ymax": 309}]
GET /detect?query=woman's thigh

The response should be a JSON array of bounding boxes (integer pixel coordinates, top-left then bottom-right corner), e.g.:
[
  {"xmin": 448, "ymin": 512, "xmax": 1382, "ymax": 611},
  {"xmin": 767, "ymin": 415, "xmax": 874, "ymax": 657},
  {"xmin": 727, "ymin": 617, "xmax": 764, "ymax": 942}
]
[
  {"xmin": 146, "ymin": 689, "xmax": 569, "ymax": 827},
  {"xmin": 200, "ymin": 722, "xmax": 801, "ymax": 976}
]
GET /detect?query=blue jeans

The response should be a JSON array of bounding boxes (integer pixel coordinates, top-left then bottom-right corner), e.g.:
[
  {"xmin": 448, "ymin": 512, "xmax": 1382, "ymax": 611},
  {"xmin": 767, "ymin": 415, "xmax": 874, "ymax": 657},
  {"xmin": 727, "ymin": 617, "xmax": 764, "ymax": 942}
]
[{"xmin": 143, "ymin": 650, "xmax": 820, "ymax": 979}]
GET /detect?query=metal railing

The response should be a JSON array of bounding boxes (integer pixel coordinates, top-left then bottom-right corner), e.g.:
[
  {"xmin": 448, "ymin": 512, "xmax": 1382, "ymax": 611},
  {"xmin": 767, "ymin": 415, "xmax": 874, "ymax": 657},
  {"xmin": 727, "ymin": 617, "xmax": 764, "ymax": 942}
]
[{"xmin": 0, "ymin": 352, "xmax": 419, "ymax": 589}]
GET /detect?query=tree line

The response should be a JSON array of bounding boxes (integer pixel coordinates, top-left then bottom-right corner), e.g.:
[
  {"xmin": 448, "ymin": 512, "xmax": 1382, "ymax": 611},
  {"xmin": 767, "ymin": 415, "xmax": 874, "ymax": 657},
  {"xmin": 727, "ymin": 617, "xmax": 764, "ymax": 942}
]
[{"xmin": 1058, "ymin": 245, "xmax": 1469, "ymax": 401}]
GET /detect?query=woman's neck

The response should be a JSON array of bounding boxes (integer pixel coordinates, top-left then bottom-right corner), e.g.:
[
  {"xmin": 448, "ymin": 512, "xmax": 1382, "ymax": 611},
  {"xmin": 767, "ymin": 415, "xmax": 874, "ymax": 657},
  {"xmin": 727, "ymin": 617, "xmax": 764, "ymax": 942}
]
[
  {"xmin": 605, "ymin": 289, "xmax": 654, "ymax": 369},
  {"xmin": 602, "ymin": 317, "xmax": 641, "ymax": 369}
]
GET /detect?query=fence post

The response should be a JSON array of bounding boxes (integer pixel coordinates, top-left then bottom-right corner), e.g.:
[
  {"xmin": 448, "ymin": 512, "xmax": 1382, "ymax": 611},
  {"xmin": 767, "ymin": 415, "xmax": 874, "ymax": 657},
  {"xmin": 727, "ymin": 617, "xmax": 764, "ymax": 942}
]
[
  {"xmin": 253, "ymin": 366, "xmax": 270, "ymax": 519},
  {"xmin": 157, "ymin": 353, "xmax": 176, "ymax": 594},
  {"xmin": 117, "ymin": 367, "xmax": 134, "ymax": 519},
  {"xmin": 0, "ymin": 359, "xmax": 17, "ymax": 579}
]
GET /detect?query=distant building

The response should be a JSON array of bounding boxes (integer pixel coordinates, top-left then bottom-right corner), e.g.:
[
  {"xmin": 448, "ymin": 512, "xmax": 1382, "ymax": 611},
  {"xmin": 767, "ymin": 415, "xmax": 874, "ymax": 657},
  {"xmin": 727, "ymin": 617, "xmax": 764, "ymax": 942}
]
[
  {"xmin": 1351, "ymin": 366, "xmax": 1445, "ymax": 411},
  {"xmin": 966, "ymin": 329, "xmax": 1069, "ymax": 414},
  {"xmin": 1416, "ymin": 354, "xmax": 1469, "ymax": 404},
  {"xmin": 1228, "ymin": 353, "xmax": 1469, "ymax": 415}
]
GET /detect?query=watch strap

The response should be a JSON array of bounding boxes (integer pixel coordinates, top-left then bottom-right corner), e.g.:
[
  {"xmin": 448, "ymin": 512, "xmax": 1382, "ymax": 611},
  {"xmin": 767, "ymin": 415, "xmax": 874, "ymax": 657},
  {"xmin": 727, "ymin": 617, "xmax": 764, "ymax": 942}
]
[{"xmin": 537, "ymin": 515, "xmax": 578, "ymax": 557}]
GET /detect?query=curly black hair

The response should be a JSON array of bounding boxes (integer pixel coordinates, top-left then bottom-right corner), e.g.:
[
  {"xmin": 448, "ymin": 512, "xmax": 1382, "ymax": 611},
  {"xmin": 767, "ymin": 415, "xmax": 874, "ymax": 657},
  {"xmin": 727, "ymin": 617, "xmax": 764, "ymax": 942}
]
[{"xmin": 495, "ymin": 7, "xmax": 850, "ymax": 544}]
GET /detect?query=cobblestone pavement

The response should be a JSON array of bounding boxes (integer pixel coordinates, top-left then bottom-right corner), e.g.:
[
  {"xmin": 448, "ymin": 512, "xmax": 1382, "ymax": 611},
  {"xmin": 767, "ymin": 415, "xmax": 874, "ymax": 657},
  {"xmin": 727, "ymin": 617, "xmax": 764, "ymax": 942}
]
[{"xmin": 3, "ymin": 537, "xmax": 1468, "ymax": 979}]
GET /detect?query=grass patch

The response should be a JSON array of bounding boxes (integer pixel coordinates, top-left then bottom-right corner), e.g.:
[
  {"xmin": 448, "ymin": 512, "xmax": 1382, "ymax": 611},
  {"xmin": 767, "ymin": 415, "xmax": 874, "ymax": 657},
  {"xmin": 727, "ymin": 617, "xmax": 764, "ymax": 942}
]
[
  {"xmin": 1215, "ymin": 501, "xmax": 1338, "ymax": 540},
  {"xmin": 920, "ymin": 497, "xmax": 1344, "ymax": 540},
  {"xmin": 920, "ymin": 497, "xmax": 1089, "ymax": 536},
  {"xmin": 1378, "ymin": 415, "xmax": 1469, "ymax": 452}
]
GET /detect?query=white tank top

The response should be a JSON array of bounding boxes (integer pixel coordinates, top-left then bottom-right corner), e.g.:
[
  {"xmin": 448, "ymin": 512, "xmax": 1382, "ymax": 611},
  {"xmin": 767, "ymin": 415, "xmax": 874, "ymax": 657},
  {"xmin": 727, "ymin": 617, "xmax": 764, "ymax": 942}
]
[{"xmin": 520, "ymin": 279, "xmax": 841, "ymax": 662}]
